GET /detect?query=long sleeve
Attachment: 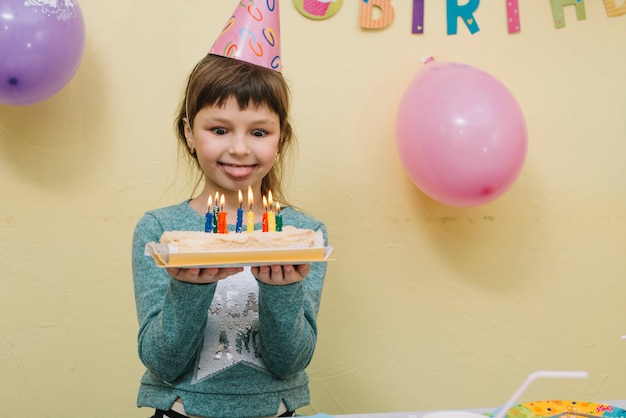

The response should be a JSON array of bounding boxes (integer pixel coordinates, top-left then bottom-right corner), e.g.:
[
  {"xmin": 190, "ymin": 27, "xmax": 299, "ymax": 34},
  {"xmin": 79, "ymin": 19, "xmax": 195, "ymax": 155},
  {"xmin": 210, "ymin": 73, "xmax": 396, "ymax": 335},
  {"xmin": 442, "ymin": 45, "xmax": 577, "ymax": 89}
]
[
  {"xmin": 132, "ymin": 212, "xmax": 216, "ymax": 383},
  {"xmin": 256, "ymin": 224, "xmax": 328, "ymax": 379},
  {"xmin": 131, "ymin": 202, "xmax": 329, "ymax": 417}
]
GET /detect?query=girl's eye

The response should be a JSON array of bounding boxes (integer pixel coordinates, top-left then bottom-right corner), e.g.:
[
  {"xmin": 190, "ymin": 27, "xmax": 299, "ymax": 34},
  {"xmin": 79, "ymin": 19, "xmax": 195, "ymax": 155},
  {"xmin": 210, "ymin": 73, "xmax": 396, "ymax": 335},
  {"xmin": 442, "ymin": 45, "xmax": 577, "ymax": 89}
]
[
  {"xmin": 251, "ymin": 130, "xmax": 267, "ymax": 138},
  {"xmin": 211, "ymin": 127, "xmax": 228, "ymax": 135}
]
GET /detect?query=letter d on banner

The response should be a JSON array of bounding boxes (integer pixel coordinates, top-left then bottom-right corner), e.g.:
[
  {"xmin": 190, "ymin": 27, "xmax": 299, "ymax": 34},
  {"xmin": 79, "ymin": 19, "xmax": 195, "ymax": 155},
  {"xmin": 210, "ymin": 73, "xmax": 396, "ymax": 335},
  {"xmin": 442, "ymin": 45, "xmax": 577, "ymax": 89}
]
[{"xmin": 603, "ymin": 0, "xmax": 626, "ymax": 17}]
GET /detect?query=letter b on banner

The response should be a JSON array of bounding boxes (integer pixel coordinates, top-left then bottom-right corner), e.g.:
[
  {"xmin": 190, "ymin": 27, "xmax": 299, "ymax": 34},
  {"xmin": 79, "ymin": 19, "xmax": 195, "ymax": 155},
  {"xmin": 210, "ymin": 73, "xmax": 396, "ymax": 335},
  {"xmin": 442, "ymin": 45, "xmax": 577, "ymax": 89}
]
[{"xmin": 360, "ymin": 0, "xmax": 395, "ymax": 29}]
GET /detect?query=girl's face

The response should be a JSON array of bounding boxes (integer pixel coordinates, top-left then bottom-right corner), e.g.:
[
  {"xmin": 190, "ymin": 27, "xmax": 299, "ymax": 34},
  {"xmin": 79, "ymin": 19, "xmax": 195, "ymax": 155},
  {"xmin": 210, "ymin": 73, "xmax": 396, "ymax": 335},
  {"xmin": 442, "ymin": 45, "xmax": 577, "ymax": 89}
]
[{"xmin": 185, "ymin": 96, "xmax": 280, "ymax": 195}]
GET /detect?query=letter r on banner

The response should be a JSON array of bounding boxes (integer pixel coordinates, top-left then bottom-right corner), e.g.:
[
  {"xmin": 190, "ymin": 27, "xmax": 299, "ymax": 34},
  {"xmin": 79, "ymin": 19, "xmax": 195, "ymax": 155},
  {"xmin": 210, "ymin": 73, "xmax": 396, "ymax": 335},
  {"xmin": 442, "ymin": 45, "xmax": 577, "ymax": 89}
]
[{"xmin": 447, "ymin": 0, "xmax": 480, "ymax": 35}]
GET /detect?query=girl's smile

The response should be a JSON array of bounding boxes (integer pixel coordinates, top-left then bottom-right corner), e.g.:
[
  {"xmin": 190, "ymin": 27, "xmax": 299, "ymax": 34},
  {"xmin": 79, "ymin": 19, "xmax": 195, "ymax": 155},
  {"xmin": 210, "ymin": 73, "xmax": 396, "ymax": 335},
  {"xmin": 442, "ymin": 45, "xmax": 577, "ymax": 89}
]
[{"xmin": 219, "ymin": 162, "xmax": 257, "ymax": 180}]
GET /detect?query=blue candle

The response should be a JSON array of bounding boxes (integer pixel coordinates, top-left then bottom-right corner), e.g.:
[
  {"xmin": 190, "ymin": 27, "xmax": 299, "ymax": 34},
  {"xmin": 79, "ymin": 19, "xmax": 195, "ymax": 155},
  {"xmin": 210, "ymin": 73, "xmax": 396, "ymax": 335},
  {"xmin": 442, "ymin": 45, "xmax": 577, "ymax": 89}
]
[
  {"xmin": 236, "ymin": 189, "xmax": 244, "ymax": 233},
  {"xmin": 204, "ymin": 196, "xmax": 213, "ymax": 233}
]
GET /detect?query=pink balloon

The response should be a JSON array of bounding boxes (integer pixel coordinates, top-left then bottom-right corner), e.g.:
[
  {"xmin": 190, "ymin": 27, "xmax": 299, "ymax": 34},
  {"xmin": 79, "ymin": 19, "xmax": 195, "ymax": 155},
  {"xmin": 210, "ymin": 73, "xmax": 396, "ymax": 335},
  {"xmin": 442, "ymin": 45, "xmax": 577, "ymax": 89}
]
[{"xmin": 396, "ymin": 60, "xmax": 527, "ymax": 207}]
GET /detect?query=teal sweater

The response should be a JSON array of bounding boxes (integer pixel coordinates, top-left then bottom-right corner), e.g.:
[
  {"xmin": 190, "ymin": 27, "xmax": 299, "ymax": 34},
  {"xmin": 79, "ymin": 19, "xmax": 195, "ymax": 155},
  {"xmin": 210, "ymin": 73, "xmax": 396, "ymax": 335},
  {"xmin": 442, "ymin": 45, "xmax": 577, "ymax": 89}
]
[{"xmin": 131, "ymin": 201, "xmax": 328, "ymax": 418}]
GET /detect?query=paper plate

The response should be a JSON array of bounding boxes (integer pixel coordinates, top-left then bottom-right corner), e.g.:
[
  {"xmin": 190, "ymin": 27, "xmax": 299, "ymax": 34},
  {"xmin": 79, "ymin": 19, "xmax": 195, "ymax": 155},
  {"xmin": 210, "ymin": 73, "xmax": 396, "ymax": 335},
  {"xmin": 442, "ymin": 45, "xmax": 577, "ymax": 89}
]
[
  {"xmin": 145, "ymin": 242, "xmax": 333, "ymax": 268},
  {"xmin": 491, "ymin": 400, "xmax": 626, "ymax": 418},
  {"xmin": 423, "ymin": 412, "xmax": 489, "ymax": 418}
]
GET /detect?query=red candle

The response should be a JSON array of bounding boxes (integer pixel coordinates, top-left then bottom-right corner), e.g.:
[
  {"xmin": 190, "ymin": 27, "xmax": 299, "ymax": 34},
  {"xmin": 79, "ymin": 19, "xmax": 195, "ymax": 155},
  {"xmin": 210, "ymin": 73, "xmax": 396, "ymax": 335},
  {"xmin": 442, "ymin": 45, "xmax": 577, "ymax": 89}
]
[
  {"xmin": 218, "ymin": 194, "xmax": 228, "ymax": 233},
  {"xmin": 262, "ymin": 195, "xmax": 269, "ymax": 232}
]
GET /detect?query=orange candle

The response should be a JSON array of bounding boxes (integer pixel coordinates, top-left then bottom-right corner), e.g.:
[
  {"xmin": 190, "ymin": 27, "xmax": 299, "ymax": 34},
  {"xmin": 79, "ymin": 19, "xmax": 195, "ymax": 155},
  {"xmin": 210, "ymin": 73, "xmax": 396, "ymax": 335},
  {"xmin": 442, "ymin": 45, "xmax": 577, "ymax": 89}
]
[
  {"xmin": 218, "ymin": 194, "xmax": 227, "ymax": 233},
  {"xmin": 262, "ymin": 195, "xmax": 269, "ymax": 232},
  {"xmin": 246, "ymin": 185, "xmax": 255, "ymax": 233},
  {"xmin": 267, "ymin": 190, "xmax": 276, "ymax": 232}
]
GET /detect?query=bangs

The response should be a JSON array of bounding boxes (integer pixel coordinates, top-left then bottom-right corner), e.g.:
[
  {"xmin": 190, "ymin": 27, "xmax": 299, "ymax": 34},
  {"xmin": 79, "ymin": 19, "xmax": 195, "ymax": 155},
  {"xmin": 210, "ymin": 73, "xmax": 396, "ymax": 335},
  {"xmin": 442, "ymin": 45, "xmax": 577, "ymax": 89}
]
[{"xmin": 189, "ymin": 56, "xmax": 288, "ymax": 123}]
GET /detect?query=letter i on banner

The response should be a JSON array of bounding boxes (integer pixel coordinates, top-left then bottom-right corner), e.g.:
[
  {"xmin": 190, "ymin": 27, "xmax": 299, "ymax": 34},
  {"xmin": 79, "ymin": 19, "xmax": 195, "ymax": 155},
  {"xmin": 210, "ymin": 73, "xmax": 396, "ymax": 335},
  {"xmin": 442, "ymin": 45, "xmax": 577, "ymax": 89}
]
[
  {"xmin": 506, "ymin": 0, "xmax": 521, "ymax": 33},
  {"xmin": 413, "ymin": 0, "xmax": 425, "ymax": 34},
  {"xmin": 360, "ymin": 0, "xmax": 395, "ymax": 29},
  {"xmin": 603, "ymin": 0, "xmax": 626, "ymax": 17},
  {"xmin": 550, "ymin": 0, "xmax": 587, "ymax": 29},
  {"xmin": 446, "ymin": 0, "xmax": 480, "ymax": 35}
]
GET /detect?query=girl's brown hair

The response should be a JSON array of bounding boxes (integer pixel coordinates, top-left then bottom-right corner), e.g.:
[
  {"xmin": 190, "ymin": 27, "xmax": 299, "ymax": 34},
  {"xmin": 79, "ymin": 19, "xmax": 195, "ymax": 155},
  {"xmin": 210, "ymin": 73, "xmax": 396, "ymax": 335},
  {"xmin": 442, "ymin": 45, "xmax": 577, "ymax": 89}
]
[{"xmin": 175, "ymin": 54, "xmax": 295, "ymax": 203}]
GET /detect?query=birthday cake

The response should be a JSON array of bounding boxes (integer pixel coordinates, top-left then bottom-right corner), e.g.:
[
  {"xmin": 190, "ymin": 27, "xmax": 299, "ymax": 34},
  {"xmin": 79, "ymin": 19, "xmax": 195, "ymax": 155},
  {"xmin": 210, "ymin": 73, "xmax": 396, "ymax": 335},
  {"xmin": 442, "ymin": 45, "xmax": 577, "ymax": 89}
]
[{"xmin": 160, "ymin": 226, "xmax": 324, "ymax": 251}]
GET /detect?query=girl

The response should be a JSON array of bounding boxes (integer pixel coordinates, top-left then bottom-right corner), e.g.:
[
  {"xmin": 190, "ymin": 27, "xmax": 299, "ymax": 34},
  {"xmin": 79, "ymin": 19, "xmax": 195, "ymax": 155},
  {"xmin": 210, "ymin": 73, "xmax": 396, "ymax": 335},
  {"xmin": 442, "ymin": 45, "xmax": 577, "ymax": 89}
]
[{"xmin": 131, "ymin": 53, "xmax": 328, "ymax": 418}]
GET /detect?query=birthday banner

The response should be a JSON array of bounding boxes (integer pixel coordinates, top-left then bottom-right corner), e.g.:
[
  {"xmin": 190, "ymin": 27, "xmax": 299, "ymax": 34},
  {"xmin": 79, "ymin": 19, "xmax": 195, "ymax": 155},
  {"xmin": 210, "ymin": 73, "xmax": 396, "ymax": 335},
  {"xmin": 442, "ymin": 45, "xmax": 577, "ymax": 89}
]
[{"xmin": 292, "ymin": 0, "xmax": 626, "ymax": 33}]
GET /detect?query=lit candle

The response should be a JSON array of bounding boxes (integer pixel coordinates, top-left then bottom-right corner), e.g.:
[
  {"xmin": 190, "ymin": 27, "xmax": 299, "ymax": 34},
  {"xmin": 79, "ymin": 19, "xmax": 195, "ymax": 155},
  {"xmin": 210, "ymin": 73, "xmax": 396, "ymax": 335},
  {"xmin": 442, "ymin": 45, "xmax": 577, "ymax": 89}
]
[
  {"xmin": 267, "ymin": 190, "xmax": 276, "ymax": 232},
  {"xmin": 205, "ymin": 195, "xmax": 213, "ymax": 233},
  {"xmin": 213, "ymin": 192, "xmax": 220, "ymax": 233},
  {"xmin": 246, "ymin": 185, "xmax": 254, "ymax": 233},
  {"xmin": 275, "ymin": 201, "xmax": 283, "ymax": 232},
  {"xmin": 218, "ymin": 194, "xmax": 227, "ymax": 233},
  {"xmin": 236, "ymin": 189, "xmax": 244, "ymax": 233},
  {"xmin": 262, "ymin": 195, "xmax": 269, "ymax": 232}
]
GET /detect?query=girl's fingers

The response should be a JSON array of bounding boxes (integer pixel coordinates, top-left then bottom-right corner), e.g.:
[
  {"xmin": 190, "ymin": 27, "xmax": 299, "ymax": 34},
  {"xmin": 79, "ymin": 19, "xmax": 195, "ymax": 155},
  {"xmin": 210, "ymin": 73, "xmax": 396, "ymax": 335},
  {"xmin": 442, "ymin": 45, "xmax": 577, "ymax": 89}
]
[
  {"xmin": 168, "ymin": 267, "xmax": 243, "ymax": 284},
  {"xmin": 252, "ymin": 264, "xmax": 310, "ymax": 285}
]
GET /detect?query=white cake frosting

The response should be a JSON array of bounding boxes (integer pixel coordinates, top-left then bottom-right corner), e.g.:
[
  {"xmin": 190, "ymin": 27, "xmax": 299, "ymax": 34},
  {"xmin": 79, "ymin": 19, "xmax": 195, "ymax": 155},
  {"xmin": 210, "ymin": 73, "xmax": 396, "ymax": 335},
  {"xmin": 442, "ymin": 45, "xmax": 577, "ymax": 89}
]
[{"xmin": 160, "ymin": 226, "xmax": 323, "ymax": 251}]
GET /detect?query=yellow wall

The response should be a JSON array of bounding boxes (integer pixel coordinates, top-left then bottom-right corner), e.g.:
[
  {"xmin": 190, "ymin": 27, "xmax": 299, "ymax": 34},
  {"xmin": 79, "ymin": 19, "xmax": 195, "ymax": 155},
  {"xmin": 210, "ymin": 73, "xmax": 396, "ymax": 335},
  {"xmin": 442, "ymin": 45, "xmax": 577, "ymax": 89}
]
[{"xmin": 1, "ymin": 1, "xmax": 624, "ymax": 416}]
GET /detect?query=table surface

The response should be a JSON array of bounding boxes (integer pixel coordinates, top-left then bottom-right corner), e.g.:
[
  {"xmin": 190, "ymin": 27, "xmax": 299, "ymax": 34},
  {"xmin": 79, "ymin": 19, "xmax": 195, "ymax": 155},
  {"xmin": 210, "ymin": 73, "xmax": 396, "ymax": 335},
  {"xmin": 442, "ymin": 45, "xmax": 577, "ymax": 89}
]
[{"xmin": 317, "ymin": 400, "xmax": 626, "ymax": 418}]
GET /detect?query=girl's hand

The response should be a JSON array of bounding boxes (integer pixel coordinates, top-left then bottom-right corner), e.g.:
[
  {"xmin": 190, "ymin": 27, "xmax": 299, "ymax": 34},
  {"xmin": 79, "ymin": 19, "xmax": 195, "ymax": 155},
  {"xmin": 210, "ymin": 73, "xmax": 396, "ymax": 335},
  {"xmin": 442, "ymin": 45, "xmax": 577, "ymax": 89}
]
[
  {"xmin": 251, "ymin": 264, "xmax": 311, "ymax": 285},
  {"xmin": 166, "ymin": 266, "xmax": 243, "ymax": 285}
]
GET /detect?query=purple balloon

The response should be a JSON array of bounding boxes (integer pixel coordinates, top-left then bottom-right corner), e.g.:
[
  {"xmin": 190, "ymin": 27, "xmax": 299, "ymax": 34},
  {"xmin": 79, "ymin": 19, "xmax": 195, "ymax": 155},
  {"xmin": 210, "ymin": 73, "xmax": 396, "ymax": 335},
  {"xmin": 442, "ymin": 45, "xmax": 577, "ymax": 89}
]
[{"xmin": 0, "ymin": 0, "xmax": 85, "ymax": 106}]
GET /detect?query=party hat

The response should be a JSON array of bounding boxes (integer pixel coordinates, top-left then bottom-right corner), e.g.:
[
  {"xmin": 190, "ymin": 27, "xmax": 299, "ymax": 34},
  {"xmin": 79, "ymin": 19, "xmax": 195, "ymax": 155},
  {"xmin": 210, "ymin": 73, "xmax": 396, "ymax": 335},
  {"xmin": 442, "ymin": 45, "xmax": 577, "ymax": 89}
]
[{"xmin": 210, "ymin": 1, "xmax": 282, "ymax": 72}]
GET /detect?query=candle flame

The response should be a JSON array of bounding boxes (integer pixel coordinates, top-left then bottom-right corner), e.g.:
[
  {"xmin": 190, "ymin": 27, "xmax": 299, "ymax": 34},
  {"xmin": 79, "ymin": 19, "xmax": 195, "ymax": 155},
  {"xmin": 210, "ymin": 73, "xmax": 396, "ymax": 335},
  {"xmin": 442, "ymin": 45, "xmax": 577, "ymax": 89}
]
[
  {"xmin": 220, "ymin": 194, "xmax": 225, "ymax": 211},
  {"xmin": 262, "ymin": 195, "xmax": 268, "ymax": 211},
  {"xmin": 247, "ymin": 185, "xmax": 253, "ymax": 210},
  {"xmin": 238, "ymin": 189, "xmax": 243, "ymax": 208},
  {"xmin": 276, "ymin": 201, "xmax": 281, "ymax": 213},
  {"xmin": 268, "ymin": 190, "xmax": 273, "ymax": 209},
  {"xmin": 207, "ymin": 195, "xmax": 213, "ymax": 211}
]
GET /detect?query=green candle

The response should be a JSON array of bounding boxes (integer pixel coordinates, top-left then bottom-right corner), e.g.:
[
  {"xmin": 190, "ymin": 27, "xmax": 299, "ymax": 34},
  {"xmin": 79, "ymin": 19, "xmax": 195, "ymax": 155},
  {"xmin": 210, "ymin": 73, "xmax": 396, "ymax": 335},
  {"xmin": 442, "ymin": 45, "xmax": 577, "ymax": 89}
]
[
  {"xmin": 275, "ymin": 202, "xmax": 283, "ymax": 232},
  {"xmin": 212, "ymin": 192, "xmax": 220, "ymax": 233}
]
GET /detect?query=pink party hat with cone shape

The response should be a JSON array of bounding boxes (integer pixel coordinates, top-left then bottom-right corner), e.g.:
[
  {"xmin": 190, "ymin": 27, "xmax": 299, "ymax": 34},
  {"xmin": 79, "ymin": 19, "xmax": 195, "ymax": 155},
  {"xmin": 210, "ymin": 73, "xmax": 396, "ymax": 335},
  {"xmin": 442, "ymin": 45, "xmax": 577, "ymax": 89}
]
[{"xmin": 210, "ymin": 1, "xmax": 282, "ymax": 72}]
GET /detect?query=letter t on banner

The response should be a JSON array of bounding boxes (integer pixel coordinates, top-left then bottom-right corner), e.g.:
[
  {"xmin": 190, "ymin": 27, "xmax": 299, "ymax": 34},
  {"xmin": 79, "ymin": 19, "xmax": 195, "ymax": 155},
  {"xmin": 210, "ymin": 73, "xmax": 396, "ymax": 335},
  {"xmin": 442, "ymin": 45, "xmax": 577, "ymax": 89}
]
[
  {"xmin": 550, "ymin": 0, "xmax": 587, "ymax": 29},
  {"xmin": 447, "ymin": 0, "xmax": 480, "ymax": 35}
]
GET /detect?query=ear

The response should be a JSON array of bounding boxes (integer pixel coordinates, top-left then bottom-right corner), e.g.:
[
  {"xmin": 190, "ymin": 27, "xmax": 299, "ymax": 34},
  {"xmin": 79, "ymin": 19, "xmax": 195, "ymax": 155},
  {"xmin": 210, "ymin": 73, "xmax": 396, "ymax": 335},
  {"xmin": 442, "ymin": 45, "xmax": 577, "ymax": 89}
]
[{"xmin": 183, "ymin": 118, "xmax": 195, "ymax": 150}]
